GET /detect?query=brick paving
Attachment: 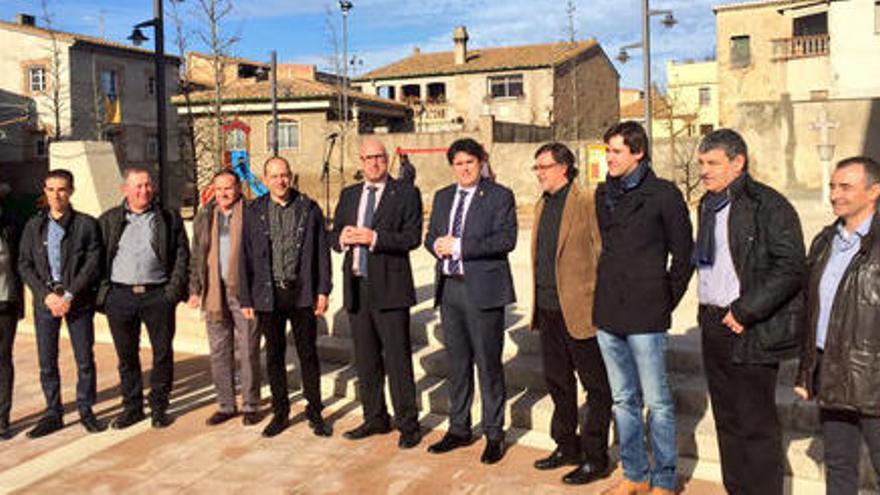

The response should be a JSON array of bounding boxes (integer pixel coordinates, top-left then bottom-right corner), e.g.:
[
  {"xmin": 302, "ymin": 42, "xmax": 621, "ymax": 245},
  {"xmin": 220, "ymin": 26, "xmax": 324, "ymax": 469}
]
[{"xmin": 0, "ymin": 332, "xmax": 726, "ymax": 494}]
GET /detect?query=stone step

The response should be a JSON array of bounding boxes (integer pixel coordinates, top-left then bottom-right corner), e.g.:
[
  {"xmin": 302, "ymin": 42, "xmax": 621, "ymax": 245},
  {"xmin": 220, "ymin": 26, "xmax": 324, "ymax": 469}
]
[
  {"xmin": 298, "ymin": 359, "xmax": 874, "ymax": 491},
  {"xmin": 316, "ymin": 335, "xmax": 820, "ymax": 435},
  {"xmin": 325, "ymin": 312, "xmax": 803, "ymax": 386}
]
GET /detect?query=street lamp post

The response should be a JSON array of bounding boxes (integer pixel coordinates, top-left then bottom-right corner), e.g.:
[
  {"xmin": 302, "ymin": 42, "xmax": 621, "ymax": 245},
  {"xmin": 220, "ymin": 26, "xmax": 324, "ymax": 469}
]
[
  {"xmin": 616, "ymin": 1, "xmax": 676, "ymax": 144},
  {"xmin": 129, "ymin": 0, "xmax": 181, "ymax": 206},
  {"xmin": 339, "ymin": 0, "xmax": 353, "ymax": 187},
  {"xmin": 812, "ymin": 108, "xmax": 838, "ymax": 205}
]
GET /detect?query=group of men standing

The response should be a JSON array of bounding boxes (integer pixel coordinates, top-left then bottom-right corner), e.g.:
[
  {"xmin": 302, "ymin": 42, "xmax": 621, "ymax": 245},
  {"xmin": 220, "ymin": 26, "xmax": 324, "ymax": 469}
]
[{"xmin": 0, "ymin": 120, "xmax": 878, "ymax": 495}]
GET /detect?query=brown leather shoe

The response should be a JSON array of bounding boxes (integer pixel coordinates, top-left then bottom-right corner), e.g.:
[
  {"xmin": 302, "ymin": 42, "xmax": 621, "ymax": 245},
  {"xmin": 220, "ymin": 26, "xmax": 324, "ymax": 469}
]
[{"xmin": 601, "ymin": 478, "xmax": 651, "ymax": 495}]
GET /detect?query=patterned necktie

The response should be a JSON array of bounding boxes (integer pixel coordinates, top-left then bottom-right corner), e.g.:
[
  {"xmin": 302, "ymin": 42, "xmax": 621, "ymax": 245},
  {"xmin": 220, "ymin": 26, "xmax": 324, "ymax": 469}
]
[
  {"xmin": 448, "ymin": 189, "xmax": 469, "ymax": 275},
  {"xmin": 358, "ymin": 185, "xmax": 377, "ymax": 277}
]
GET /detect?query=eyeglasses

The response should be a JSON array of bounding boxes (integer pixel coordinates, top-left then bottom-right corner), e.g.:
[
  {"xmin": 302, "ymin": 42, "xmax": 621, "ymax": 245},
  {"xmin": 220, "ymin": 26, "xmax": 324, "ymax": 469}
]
[
  {"xmin": 360, "ymin": 153, "xmax": 387, "ymax": 162},
  {"xmin": 531, "ymin": 163, "xmax": 561, "ymax": 172}
]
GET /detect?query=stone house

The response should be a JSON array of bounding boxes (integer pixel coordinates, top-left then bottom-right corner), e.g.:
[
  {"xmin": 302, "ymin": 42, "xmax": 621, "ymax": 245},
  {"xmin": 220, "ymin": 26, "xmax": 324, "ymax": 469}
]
[
  {"xmin": 0, "ymin": 13, "xmax": 181, "ymax": 198},
  {"xmin": 714, "ymin": 0, "xmax": 880, "ymax": 188},
  {"xmin": 354, "ymin": 26, "xmax": 620, "ymax": 141},
  {"xmin": 174, "ymin": 63, "xmax": 409, "ymax": 208}
]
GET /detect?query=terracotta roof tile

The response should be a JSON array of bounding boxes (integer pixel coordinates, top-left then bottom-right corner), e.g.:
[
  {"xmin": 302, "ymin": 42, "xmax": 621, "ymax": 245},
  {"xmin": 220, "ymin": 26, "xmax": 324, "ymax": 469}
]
[
  {"xmin": 620, "ymin": 96, "xmax": 672, "ymax": 120},
  {"xmin": 174, "ymin": 77, "xmax": 407, "ymax": 108},
  {"xmin": 356, "ymin": 39, "xmax": 599, "ymax": 80},
  {"xmin": 0, "ymin": 19, "xmax": 180, "ymax": 61}
]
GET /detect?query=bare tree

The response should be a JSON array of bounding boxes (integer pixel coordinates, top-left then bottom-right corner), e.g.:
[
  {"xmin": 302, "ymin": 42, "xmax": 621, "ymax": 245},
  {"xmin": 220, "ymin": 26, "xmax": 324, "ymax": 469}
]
[
  {"xmin": 660, "ymin": 90, "xmax": 702, "ymax": 203},
  {"xmin": 40, "ymin": 0, "xmax": 66, "ymax": 140},
  {"xmin": 168, "ymin": 0, "xmax": 205, "ymax": 205},
  {"xmin": 194, "ymin": 0, "xmax": 238, "ymax": 176}
]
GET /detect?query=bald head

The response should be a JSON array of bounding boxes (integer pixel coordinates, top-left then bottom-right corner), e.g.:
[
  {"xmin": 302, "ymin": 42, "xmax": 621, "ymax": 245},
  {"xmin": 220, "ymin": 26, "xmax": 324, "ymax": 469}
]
[
  {"xmin": 263, "ymin": 156, "xmax": 293, "ymax": 202},
  {"xmin": 359, "ymin": 139, "xmax": 389, "ymax": 183}
]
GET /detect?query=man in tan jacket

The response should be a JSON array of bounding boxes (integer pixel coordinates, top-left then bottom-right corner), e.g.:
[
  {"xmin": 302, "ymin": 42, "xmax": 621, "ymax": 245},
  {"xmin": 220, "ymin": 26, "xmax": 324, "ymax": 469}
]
[{"xmin": 530, "ymin": 142, "xmax": 613, "ymax": 485}]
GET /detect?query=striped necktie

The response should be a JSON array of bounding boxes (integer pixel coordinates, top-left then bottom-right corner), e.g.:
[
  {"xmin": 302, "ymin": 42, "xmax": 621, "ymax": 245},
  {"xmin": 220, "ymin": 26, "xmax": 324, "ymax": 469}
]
[{"xmin": 447, "ymin": 189, "xmax": 469, "ymax": 275}]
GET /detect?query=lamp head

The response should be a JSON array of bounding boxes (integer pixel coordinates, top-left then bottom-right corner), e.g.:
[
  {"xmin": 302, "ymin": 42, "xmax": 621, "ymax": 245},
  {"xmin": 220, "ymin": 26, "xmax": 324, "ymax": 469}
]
[{"xmin": 128, "ymin": 27, "xmax": 149, "ymax": 47}]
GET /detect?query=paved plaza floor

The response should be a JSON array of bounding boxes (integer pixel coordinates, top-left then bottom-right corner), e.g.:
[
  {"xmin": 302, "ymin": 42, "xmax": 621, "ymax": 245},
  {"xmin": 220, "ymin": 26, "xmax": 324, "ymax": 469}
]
[{"xmin": 0, "ymin": 332, "xmax": 726, "ymax": 494}]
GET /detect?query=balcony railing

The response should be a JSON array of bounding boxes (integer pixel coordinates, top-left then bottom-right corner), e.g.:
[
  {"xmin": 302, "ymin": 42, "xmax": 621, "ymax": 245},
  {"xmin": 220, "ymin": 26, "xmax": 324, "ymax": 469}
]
[{"xmin": 772, "ymin": 34, "xmax": 830, "ymax": 61}]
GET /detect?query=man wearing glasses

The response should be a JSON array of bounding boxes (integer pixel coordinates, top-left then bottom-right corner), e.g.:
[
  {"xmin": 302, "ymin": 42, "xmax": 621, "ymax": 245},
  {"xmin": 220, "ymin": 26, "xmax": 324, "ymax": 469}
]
[{"xmin": 529, "ymin": 143, "xmax": 613, "ymax": 485}]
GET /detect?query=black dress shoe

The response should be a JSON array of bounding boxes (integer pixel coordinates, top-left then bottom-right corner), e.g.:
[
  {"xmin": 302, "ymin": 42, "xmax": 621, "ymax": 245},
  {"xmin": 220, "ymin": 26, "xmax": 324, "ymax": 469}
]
[
  {"xmin": 81, "ymin": 414, "xmax": 107, "ymax": 433},
  {"xmin": 27, "ymin": 415, "xmax": 64, "ymax": 439},
  {"xmin": 427, "ymin": 432, "xmax": 472, "ymax": 454},
  {"xmin": 262, "ymin": 414, "xmax": 288, "ymax": 437},
  {"xmin": 562, "ymin": 459, "xmax": 610, "ymax": 485},
  {"xmin": 242, "ymin": 411, "xmax": 262, "ymax": 426},
  {"xmin": 343, "ymin": 422, "xmax": 392, "ymax": 440},
  {"xmin": 398, "ymin": 429, "xmax": 422, "ymax": 449},
  {"xmin": 112, "ymin": 409, "xmax": 146, "ymax": 430},
  {"xmin": 205, "ymin": 410, "xmax": 237, "ymax": 426},
  {"xmin": 534, "ymin": 448, "xmax": 582, "ymax": 470},
  {"xmin": 308, "ymin": 416, "xmax": 332, "ymax": 437},
  {"xmin": 480, "ymin": 438, "xmax": 505, "ymax": 465},
  {"xmin": 151, "ymin": 411, "xmax": 173, "ymax": 429}
]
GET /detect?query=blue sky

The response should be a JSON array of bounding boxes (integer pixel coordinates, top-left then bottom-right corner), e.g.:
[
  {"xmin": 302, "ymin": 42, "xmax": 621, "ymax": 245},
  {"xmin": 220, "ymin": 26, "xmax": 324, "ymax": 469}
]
[{"xmin": 0, "ymin": 0, "xmax": 721, "ymax": 89}]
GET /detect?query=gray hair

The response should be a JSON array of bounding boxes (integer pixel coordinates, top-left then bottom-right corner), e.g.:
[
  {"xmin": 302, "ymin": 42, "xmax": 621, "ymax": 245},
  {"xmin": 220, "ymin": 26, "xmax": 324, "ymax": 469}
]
[{"xmin": 698, "ymin": 129, "xmax": 749, "ymax": 171}]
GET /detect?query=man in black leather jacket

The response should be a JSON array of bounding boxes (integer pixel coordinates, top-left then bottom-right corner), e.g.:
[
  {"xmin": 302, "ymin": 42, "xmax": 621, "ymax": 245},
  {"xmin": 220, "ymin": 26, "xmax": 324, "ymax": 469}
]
[
  {"xmin": 795, "ymin": 156, "xmax": 880, "ymax": 495},
  {"xmin": 694, "ymin": 129, "xmax": 805, "ymax": 495}
]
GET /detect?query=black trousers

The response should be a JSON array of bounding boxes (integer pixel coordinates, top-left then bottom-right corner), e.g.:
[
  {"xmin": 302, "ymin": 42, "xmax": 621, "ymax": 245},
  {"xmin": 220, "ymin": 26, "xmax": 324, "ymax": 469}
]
[
  {"xmin": 257, "ymin": 285, "xmax": 322, "ymax": 419},
  {"xmin": 699, "ymin": 305, "xmax": 783, "ymax": 495},
  {"xmin": 0, "ymin": 309, "xmax": 16, "ymax": 424},
  {"xmin": 821, "ymin": 408, "xmax": 880, "ymax": 495},
  {"xmin": 105, "ymin": 285, "xmax": 176, "ymax": 414},
  {"xmin": 440, "ymin": 277, "xmax": 506, "ymax": 441},
  {"xmin": 348, "ymin": 277, "xmax": 418, "ymax": 433},
  {"xmin": 34, "ymin": 305, "xmax": 97, "ymax": 418},
  {"xmin": 536, "ymin": 307, "xmax": 612, "ymax": 463}
]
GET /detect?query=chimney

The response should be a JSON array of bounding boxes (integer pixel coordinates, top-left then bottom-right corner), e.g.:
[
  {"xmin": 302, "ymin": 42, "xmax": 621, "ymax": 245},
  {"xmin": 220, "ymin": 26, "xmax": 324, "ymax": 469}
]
[
  {"xmin": 453, "ymin": 26, "xmax": 468, "ymax": 65},
  {"xmin": 16, "ymin": 13, "xmax": 36, "ymax": 26},
  {"xmin": 413, "ymin": 46, "xmax": 421, "ymax": 56}
]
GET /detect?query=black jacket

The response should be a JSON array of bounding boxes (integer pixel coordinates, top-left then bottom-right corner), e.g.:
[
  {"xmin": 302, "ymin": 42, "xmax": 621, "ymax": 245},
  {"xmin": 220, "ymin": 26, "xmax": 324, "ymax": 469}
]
[
  {"xmin": 330, "ymin": 179, "xmax": 422, "ymax": 311},
  {"xmin": 96, "ymin": 202, "xmax": 190, "ymax": 309},
  {"xmin": 0, "ymin": 208, "xmax": 23, "ymax": 318},
  {"xmin": 796, "ymin": 214, "xmax": 880, "ymax": 415},
  {"xmin": 594, "ymin": 168, "xmax": 694, "ymax": 333},
  {"xmin": 239, "ymin": 191, "xmax": 332, "ymax": 312},
  {"xmin": 18, "ymin": 208, "xmax": 102, "ymax": 311},
  {"xmin": 425, "ymin": 178, "xmax": 517, "ymax": 309},
  {"xmin": 701, "ymin": 174, "xmax": 806, "ymax": 364}
]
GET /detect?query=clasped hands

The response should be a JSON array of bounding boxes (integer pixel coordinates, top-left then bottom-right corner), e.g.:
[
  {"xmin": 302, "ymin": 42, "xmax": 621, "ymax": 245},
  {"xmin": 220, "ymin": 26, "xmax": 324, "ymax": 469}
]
[
  {"xmin": 433, "ymin": 234, "xmax": 457, "ymax": 257},
  {"xmin": 339, "ymin": 225, "xmax": 375, "ymax": 247},
  {"xmin": 44, "ymin": 292, "xmax": 70, "ymax": 318}
]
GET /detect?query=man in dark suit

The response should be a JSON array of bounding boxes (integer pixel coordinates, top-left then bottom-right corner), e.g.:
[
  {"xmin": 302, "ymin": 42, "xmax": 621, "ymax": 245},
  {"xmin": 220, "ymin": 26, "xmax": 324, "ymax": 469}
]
[
  {"xmin": 330, "ymin": 139, "xmax": 423, "ymax": 449},
  {"xmin": 424, "ymin": 138, "xmax": 517, "ymax": 465},
  {"xmin": 240, "ymin": 156, "xmax": 332, "ymax": 438}
]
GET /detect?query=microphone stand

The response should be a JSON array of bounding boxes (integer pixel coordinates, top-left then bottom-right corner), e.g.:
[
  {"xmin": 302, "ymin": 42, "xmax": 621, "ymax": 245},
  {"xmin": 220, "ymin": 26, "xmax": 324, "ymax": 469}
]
[{"xmin": 321, "ymin": 134, "xmax": 338, "ymax": 225}]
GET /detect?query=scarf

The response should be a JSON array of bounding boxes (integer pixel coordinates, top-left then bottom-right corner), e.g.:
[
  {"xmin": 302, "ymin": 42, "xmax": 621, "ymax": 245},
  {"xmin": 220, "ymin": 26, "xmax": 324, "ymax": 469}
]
[
  {"xmin": 693, "ymin": 175, "xmax": 745, "ymax": 267},
  {"xmin": 204, "ymin": 200, "xmax": 243, "ymax": 321},
  {"xmin": 605, "ymin": 159, "xmax": 650, "ymax": 211}
]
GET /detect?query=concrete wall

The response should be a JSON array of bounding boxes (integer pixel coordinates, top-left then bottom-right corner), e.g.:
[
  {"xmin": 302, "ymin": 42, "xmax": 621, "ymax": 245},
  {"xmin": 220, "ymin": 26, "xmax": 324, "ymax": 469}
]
[
  {"xmin": 716, "ymin": 3, "xmax": 792, "ymax": 126},
  {"xmin": 829, "ymin": 0, "xmax": 880, "ymax": 98},
  {"xmin": 667, "ymin": 60, "xmax": 719, "ymax": 133},
  {"xmin": 553, "ymin": 47, "xmax": 620, "ymax": 141}
]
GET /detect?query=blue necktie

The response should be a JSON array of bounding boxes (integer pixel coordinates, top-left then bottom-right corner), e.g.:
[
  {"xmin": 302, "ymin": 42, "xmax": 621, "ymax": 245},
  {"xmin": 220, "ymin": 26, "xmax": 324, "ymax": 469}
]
[
  {"xmin": 448, "ymin": 189, "xmax": 469, "ymax": 275},
  {"xmin": 358, "ymin": 186, "xmax": 377, "ymax": 277}
]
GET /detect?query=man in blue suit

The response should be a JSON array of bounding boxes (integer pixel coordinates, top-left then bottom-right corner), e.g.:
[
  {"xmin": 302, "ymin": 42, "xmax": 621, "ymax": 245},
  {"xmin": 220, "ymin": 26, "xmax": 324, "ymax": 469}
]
[{"xmin": 425, "ymin": 138, "xmax": 517, "ymax": 465}]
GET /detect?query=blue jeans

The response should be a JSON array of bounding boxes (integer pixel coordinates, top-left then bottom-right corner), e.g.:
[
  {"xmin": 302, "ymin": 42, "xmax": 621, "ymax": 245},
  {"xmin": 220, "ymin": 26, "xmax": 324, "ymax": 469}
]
[{"xmin": 597, "ymin": 330, "xmax": 676, "ymax": 491}]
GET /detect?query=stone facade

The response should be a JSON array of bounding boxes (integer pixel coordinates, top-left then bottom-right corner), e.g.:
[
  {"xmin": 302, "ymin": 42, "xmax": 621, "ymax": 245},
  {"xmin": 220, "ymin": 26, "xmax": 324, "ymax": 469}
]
[{"xmin": 0, "ymin": 17, "xmax": 182, "ymax": 203}]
